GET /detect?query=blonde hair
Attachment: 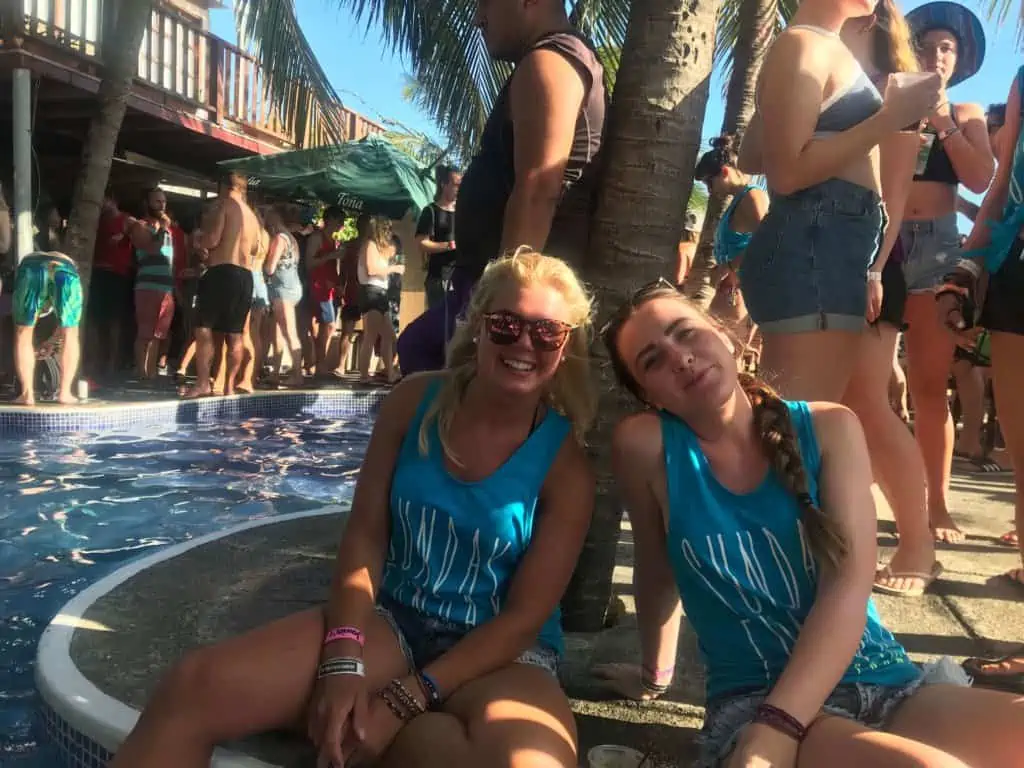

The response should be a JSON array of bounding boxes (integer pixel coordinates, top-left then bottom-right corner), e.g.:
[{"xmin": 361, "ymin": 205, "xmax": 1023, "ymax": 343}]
[
  {"xmin": 602, "ymin": 284, "xmax": 847, "ymax": 570},
  {"xmin": 366, "ymin": 216, "xmax": 393, "ymax": 250},
  {"xmin": 873, "ymin": 0, "xmax": 919, "ymax": 75},
  {"xmin": 417, "ymin": 247, "xmax": 597, "ymax": 462}
]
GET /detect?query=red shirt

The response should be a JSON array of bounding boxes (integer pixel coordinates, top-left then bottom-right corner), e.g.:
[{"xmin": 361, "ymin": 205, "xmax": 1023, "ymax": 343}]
[
  {"xmin": 95, "ymin": 212, "xmax": 133, "ymax": 277},
  {"xmin": 309, "ymin": 234, "xmax": 339, "ymax": 303}
]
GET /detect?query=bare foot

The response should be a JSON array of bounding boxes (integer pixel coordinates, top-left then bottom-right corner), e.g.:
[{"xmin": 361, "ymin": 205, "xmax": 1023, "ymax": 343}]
[
  {"xmin": 13, "ymin": 392, "xmax": 35, "ymax": 406},
  {"xmin": 56, "ymin": 392, "xmax": 79, "ymax": 406},
  {"xmin": 970, "ymin": 655, "xmax": 1024, "ymax": 676},
  {"xmin": 180, "ymin": 384, "xmax": 213, "ymax": 400},
  {"xmin": 930, "ymin": 510, "xmax": 966, "ymax": 543}
]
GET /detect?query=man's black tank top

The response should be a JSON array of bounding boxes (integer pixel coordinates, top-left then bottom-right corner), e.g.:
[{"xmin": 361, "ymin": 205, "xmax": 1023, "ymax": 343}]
[{"xmin": 454, "ymin": 30, "xmax": 606, "ymax": 280}]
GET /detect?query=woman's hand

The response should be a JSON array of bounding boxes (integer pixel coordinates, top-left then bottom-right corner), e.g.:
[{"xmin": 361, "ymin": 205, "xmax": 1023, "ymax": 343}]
[
  {"xmin": 342, "ymin": 691, "xmax": 408, "ymax": 766},
  {"xmin": 591, "ymin": 662, "xmax": 665, "ymax": 701},
  {"xmin": 865, "ymin": 276, "xmax": 883, "ymax": 323},
  {"xmin": 308, "ymin": 673, "xmax": 369, "ymax": 768},
  {"xmin": 726, "ymin": 723, "xmax": 800, "ymax": 768},
  {"xmin": 344, "ymin": 674, "xmax": 425, "ymax": 766},
  {"xmin": 881, "ymin": 72, "xmax": 942, "ymax": 132}
]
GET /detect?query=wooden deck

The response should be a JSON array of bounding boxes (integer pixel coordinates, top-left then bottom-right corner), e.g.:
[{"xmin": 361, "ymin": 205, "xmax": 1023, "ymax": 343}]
[{"xmin": 0, "ymin": 0, "xmax": 382, "ymax": 169}]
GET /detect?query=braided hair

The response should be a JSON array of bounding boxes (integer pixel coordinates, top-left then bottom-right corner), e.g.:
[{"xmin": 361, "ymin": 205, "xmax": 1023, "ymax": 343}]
[
  {"xmin": 602, "ymin": 284, "xmax": 848, "ymax": 570},
  {"xmin": 740, "ymin": 372, "xmax": 847, "ymax": 570}
]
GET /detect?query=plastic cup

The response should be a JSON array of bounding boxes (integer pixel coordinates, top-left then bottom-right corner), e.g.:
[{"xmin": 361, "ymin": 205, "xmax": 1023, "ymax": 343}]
[
  {"xmin": 891, "ymin": 71, "xmax": 938, "ymax": 88},
  {"xmin": 586, "ymin": 745, "xmax": 646, "ymax": 768},
  {"xmin": 916, "ymin": 132, "xmax": 937, "ymax": 175}
]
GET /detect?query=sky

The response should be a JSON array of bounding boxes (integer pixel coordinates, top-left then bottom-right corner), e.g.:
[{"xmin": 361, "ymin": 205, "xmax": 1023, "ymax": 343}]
[{"xmin": 210, "ymin": 0, "xmax": 1022, "ymax": 152}]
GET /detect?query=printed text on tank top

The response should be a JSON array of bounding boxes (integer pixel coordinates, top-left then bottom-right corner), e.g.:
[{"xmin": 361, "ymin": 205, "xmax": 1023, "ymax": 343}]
[
  {"xmin": 658, "ymin": 399, "xmax": 919, "ymax": 700},
  {"xmin": 380, "ymin": 380, "xmax": 569, "ymax": 653}
]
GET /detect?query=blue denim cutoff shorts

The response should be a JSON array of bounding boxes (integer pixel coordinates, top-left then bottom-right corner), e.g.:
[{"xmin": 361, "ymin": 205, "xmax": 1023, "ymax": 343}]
[
  {"xmin": 694, "ymin": 658, "xmax": 971, "ymax": 767},
  {"xmin": 375, "ymin": 593, "xmax": 559, "ymax": 676},
  {"xmin": 740, "ymin": 178, "xmax": 884, "ymax": 334},
  {"xmin": 900, "ymin": 213, "xmax": 963, "ymax": 293}
]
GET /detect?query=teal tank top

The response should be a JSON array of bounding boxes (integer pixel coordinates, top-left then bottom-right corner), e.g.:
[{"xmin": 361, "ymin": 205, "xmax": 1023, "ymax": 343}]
[
  {"xmin": 134, "ymin": 224, "xmax": 175, "ymax": 294},
  {"xmin": 659, "ymin": 400, "xmax": 918, "ymax": 701},
  {"xmin": 971, "ymin": 65, "xmax": 1024, "ymax": 274},
  {"xmin": 713, "ymin": 186, "xmax": 757, "ymax": 266},
  {"xmin": 381, "ymin": 380, "xmax": 570, "ymax": 653}
]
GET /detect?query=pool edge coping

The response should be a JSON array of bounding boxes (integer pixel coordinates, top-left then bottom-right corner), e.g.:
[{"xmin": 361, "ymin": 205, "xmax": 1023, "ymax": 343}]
[{"xmin": 36, "ymin": 508, "xmax": 344, "ymax": 768}]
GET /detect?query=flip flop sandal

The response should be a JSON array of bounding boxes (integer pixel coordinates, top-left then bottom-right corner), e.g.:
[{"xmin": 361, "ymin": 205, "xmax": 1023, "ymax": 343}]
[
  {"xmin": 953, "ymin": 452, "xmax": 1012, "ymax": 474},
  {"xmin": 873, "ymin": 561, "xmax": 944, "ymax": 598},
  {"xmin": 997, "ymin": 531, "xmax": 1019, "ymax": 548},
  {"xmin": 962, "ymin": 645, "xmax": 1024, "ymax": 694}
]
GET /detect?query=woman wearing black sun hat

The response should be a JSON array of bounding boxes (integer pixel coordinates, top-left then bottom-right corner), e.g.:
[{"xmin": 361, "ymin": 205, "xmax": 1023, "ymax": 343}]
[{"xmin": 898, "ymin": 1, "xmax": 995, "ymax": 547}]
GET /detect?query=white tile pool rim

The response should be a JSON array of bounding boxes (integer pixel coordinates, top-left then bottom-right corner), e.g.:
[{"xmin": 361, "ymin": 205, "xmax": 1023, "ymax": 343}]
[{"xmin": 36, "ymin": 507, "xmax": 345, "ymax": 768}]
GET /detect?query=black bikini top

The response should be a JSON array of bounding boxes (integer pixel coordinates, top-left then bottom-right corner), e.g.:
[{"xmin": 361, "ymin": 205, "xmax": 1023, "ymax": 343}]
[{"xmin": 914, "ymin": 118, "xmax": 960, "ymax": 186}]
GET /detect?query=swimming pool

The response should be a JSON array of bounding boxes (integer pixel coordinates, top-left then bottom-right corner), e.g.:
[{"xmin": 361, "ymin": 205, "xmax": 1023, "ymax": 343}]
[{"xmin": 0, "ymin": 403, "xmax": 377, "ymax": 766}]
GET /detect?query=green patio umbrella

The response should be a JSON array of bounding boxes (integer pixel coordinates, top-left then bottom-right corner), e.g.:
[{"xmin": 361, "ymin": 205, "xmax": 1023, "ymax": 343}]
[{"xmin": 219, "ymin": 135, "xmax": 436, "ymax": 220}]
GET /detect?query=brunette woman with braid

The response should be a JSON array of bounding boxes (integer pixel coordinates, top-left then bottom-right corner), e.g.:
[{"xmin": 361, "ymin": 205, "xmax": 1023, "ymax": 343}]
[{"xmin": 592, "ymin": 283, "xmax": 1024, "ymax": 767}]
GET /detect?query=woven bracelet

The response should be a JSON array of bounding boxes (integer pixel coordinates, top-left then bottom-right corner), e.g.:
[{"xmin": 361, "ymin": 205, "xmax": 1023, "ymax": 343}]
[{"xmin": 316, "ymin": 657, "xmax": 365, "ymax": 679}]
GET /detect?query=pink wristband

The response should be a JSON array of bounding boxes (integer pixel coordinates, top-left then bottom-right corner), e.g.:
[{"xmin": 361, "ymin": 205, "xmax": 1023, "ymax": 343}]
[{"xmin": 324, "ymin": 626, "xmax": 365, "ymax": 647}]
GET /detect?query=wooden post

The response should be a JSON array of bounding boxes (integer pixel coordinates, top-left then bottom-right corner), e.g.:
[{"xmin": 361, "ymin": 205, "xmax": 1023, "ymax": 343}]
[{"xmin": 208, "ymin": 35, "xmax": 222, "ymax": 121}]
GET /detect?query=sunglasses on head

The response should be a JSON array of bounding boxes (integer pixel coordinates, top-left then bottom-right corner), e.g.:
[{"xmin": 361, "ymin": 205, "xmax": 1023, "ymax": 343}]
[
  {"xmin": 599, "ymin": 278, "xmax": 681, "ymax": 336},
  {"xmin": 483, "ymin": 310, "xmax": 574, "ymax": 351}
]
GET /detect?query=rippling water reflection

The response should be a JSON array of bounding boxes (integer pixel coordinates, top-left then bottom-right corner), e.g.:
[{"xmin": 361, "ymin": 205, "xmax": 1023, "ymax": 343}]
[{"xmin": 0, "ymin": 414, "xmax": 373, "ymax": 765}]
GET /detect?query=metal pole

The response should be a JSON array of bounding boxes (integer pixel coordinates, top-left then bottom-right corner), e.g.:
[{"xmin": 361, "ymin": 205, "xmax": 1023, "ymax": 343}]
[{"xmin": 13, "ymin": 68, "xmax": 33, "ymax": 261}]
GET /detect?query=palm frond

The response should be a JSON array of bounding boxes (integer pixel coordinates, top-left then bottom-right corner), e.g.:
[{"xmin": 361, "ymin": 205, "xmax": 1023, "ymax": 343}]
[
  {"xmin": 342, "ymin": 0, "xmax": 628, "ymax": 153},
  {"xmin": 979, "ymin": 0, "xmax": 1024, "ymax": 40},
  {"xmin": 569, "ymin": 0, "xmax": 629, "ymax": 95},
  {"xmin": 234, "ymin": 0, "xmax": 347, "ymax": 145},
  {"xmin": 713, "ymin": 0, "xmax": 797, "ymax": 96}
]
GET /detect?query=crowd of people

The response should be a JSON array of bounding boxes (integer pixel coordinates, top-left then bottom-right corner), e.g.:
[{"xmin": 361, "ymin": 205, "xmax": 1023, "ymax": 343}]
[
  {"xmin": 102, "ymin": 1, "xmax": 1024, "ymax": 768},
  {"xmin": 0, "ymin": 175, "xmax": 428, "ymax": 403}
]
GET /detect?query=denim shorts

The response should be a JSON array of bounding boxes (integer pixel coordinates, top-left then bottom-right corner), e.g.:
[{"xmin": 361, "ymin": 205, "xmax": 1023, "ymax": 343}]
[
  {"xmin": 740, "ymin": 178, "xmax": 884, "ymax": 334},
  {"xmin": 694, "ymin": 658, "xmax": 971, "ymax": 767},
  {"xmin": 900, "ymin": 213, "xmax": 963, "ymax": 293},
  {"xmin": 375, "ymin": 594, "xmax": 559, "ymax": 676}
]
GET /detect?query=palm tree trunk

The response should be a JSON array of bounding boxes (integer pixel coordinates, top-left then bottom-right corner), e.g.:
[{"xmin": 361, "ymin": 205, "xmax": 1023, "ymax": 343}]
[
  {"xmin": 560, "ymin": 0, "xmax": 719, "ymax": 632},
  {"xmin": 683, "ymin": 0, "xmax": 778, "ymax": 307},
  {"xmin": 63, "ymin": 0, "xmax": 153, "ymax": 298}
]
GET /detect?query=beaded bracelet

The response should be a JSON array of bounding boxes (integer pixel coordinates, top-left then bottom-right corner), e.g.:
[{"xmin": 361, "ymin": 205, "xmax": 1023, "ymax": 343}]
[
  {"xmin": 316, "ymin": 657, "xmax": 365, "ymax": 680},
  {"xmin": 378, "ymin": 687, "xmax": 412, "ymax": 723},
  {"xmin": 323, "ymin": 626, "xmax": 365, "ymax": 647},
  {"xmin": 388, "ymin": 679, "xmax": 426, "ymax": 717},
  {"xmin": 752, "ymin": 703, "xmax": 807, "ymax": 743},
  {"xmin": 417, "ymin": 671, "xmax": 443, "ymax": 709}
]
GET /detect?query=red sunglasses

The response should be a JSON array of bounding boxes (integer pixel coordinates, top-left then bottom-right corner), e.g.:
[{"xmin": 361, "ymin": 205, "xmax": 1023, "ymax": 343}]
[{"xmin": 483, "ymin": 310, "xmax": 574, "ymax": 351}]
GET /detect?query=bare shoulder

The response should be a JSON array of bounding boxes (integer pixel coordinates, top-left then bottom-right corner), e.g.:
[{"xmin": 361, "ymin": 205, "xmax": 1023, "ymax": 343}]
[
  {"xmin": 805, "ymin": 401, "xmax": 864, "ymax": 448},
  {"xmin": 545, "ymin": 433, "xmax": 595, "ymax": 499},
  {"xmin": 612, "ymin": 411, "xmax": 664, "ymax": 467},
  {"xmin": 955, "ymin": 101, "xmax": 986, "ymax": 124},
  {"xmin": 372, "ymin": 372, "xmax": 444, "ymax": 437}
]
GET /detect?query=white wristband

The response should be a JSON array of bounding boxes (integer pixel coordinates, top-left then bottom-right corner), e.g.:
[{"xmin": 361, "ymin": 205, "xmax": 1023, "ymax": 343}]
[{"xmin": 867, "ymin": 271, "xmax": 883, "ymax": 283}]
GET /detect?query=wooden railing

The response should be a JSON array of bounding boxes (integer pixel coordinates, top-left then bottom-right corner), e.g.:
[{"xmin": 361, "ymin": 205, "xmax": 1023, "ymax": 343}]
[{"xmin": 12, "ymin": 0, "xmax": 384, "ymax": 148}]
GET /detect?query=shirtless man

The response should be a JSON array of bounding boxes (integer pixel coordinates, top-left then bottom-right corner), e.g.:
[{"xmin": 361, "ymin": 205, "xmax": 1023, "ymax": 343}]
[{"xmin": 183, "ymin": 172, "xmax": 259, "ymax": 398}]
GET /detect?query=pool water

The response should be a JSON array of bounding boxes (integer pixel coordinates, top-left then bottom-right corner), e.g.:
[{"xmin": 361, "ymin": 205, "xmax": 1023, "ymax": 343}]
[{"xmin": 0, "ymin": 413, "xmax": 375, "ymax": 766}]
